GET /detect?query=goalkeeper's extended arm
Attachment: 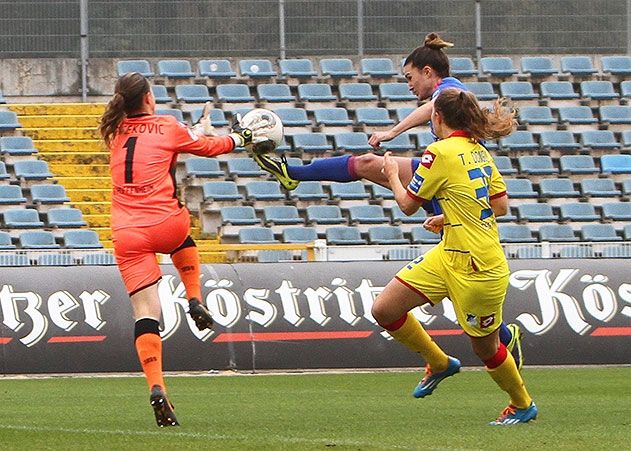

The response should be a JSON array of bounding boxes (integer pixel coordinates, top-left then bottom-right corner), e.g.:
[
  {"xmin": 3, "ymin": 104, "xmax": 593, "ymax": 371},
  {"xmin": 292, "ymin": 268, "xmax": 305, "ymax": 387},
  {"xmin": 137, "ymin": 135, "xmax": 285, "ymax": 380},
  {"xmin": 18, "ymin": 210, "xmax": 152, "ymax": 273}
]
[{"xmin": 229, "ymin": 123, "xmax": 253, "ymax": 148}]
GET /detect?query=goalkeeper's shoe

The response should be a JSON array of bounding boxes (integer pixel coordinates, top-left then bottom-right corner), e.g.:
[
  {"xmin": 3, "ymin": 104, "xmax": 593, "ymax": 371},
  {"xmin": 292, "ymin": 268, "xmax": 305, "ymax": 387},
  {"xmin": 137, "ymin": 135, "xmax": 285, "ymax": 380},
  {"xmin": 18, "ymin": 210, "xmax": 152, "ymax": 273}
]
[
  {"xmin": 188, "ymin": 298, "xmax": 213, "ymax": 331},
  {"xmin": 251, "ymin": 153, "xmax": 300, "ymax": 191},
  {"xmin": 506, "ymin": 323, "xmax": 524, "ymax": 371},
  {"xmin": 413, "ymin": 356, "xmax": 461, "ymax": 398},
  {"xmin": 150, "ymin": 385, "xmax": 179, "ymax": 427},
  {"xmin": 489, "ymin": 402, "xmax": 537, "ymax": 426}
]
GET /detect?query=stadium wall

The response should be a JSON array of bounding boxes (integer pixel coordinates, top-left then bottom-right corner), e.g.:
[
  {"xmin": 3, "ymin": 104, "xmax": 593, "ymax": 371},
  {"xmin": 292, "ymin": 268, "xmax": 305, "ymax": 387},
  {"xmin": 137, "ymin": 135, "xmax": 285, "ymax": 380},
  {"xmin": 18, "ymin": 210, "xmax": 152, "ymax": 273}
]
[{"xmin": 0, "ymin": 260, "xmax": 628, "ymax": 374}]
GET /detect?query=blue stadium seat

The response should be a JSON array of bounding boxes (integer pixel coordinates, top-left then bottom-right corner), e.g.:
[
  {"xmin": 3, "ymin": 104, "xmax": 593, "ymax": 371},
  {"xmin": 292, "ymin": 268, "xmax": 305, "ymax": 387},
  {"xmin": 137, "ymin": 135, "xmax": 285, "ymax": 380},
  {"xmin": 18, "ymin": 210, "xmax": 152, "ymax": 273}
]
[
  {"xmin": 3, "ymin": 208, "xmax": 44, "ymax": 228},
  {"xmin": 559, "ymin": 203, "xmax": 600, "ymax": 222},
  {"xmin": 480, "ymin": 57, "xmax": 518, "ymax": 77},
  {"xmin": 37, "ymin": 253, "xmax": 74, "ymax": 266},
  {"xmin": 560, "ymin": 56, "xmax": 597, "ymax": 76},
  {"xmin": 0, "ymin": 136, "xmax": 37, "ymax": 156},
  {"xmin": 599, "ymin": 105, "xmax": 631, "ymax": 126},
  {"xmin": 333, "ymin": 132, "xmax": 372, "ymax": 153},
  {"xmin": 0, "ymin": 231, "xmax": 15, "ymax": 249},
  {"xmin": 202, "ymin": 181, "xmax": 242, "ymax": 201},
  {"xmin": 520, "ymin": 56, "xmax": 558, "ymax": 77},
  {"xmin": 239, "ymin": 59, "xmax": 277, "ymax": 78},
  {"xmin": 540, "ymin": 131, "xmax": 580, "ymax": 151},
  {"xmin": 198, "ymin": 59, "xmax": 236, "ymax": 78},
  {"xmin": 155, "ymin": 108, "xmax": 184, "ymax": 122},
  {"xmin": 396, "ymin": 107, "xmax": 416, "ymax": 123},
  {"xmin": 245, "ymin": 181, "xmax": 285, "ymax": 201},
  {"xmin": 410, "ymin": 226, "xmax": 441, "ymax": 244},
  {"xmin": 151, "ymin": 85, "xmax": 172, "ymax": 104},
  {"xmin": 622, "ymin": 130, "xmax": 631, "ymax": 148},
  {"xmin": 463, "ymin": 82, "xmax": 498, "ymax": 100},
  {"xmin": 117, "ymin": 59, "xmax": 154, "ymax": 77},
  {"xmin": 320, "ymin": 58, "xmax": 358, "ymax": 77},
  {"xmin": 559, "ymin": 246, "xmax": 595, "ymax": 258},
  {"xmin": 518, "ymin": 106, "xmax": 555, "ymax": 126},
  {"xmin": 505, "ymin": 179, "xmax": 537, "ymax": 198},
  {"xmin": 449, "ymin": 57, "xmax": 477, "ymax": 77},
  {"xmin": 274, "ymin": 107, "xmax": 311, "ymax": 127},
  {"xmin": 306, "ymin": 205, "xmax": 345, "ymax": 225},
  {"xmin": 289, "ymin": 181, "xmax": 328, "ymax": 201},
  {"xmin": 579, "ymin": 130, "xmax": 619, "ymax": 150},
  {"xmin": 516, "ymin": 203, "xmax": 557, "ymax": 222},
  {"xmin": 0, "ymin": 254, "xmax": 29, "ymax": 266},
  {"xmin": 390, "ymin": 205, "xmax": 427, "ymax": 224},
  {"xmin": 47, "ymin": 207, "xmax": 87, "ymax": 228},
  {"xmin": 539, "ymin": 81, "xmax": 579, "ymax": 100},
  {"xmin": 499, "ymin": 81, "xmax": 538, "ymax": 101},
  {"xmin": 82, "ymin": 252, "xmax": 117, "ymax": 265},
  {"xmin": 227, "ymin": 158, "xmax": 266, "ymax": 177},
  {"xmin": 368, "ymin": 226, "xmax": 409, "ymax": 245},
  {"xmin": 174, "ymin": 84, "xmax": 212, "ymax": 103},
  {"xmin": 348, "ymin": 205, "xmax": 389, "ymax": 224},
  {"xmin": 601, "ymin": 56, "xmax": 631, "ymax": 76},
  {"xmin": 601, "ymin": 202, "xmax": 631, "ymax": 221},
  {"xmin": 559, "ymin": 155, "xmax": 598, "ymax": 175},
  {"xmin": 623, "ymin": 179, "xmax": 631, "ymax": 196},
  {"xmin": 380, "ymin": 133, "xmax": 415, "ymax": 153},
  {"xmin": 0, "ymin": 110, "xmax": 22, "ymax": 130},
  {"xmin": 292, "ymin": 133, "xmax": 332, "ymax": 154},
  {"xmin": 19, "ymin": 230, "xmax": 60, "ymax": 249},
  {"xmin": 558, "ymin": 106, "xmax": 597, "ymax": 125},
  {"xmin": 493, "ymin": 156, "xmax": 517, "ymax": 175},
  {"xmin": 329, "ymin": 181, "xmax": 370, "ymax": 200},
  {"xmin": 326, "ymin": 226, "xmax": 366, "ymax": 245},
  {"xmin": 220, "ymin": 206, "xmax": 260, "ymax": 225},
  {"xmin": 216, "ymin": 84, "xmax": 255, "ymax": 103},
  {"xmin": 378, "ymin": 82, "xmax": 416, "ymax": 101},
  {"xmin": 263, "ymin": 205, "xmax": 303, "ymax": 225},
  {"xmin": 580, "ymin": 178, "xmax": 621, "ymax": 197},
  {"xmin": 157, "ymin": 59, "xmax": 194, "ymax": 78},
  {"xmin": 625, "ymin": 224, "xmax": 631, "ymax": 240},
  {"xmin": 354, "ymin": 107, "xmax": 394, "ymax": 126},
  {"xmin": 0, "ymin": 162, "xmax": 10, "ymax": 181},
  {"xmin": 579, "ymin": 81, "xmax": 619, "ymax": 101},
  {"xmin": 581, "ymin": 224, "xmax": 621, "ymax": 241},
  {"xmin": 184, "ymin": 158, "xmax": 224, "ymax": 179},
  {"xmin": 238, "ymin": 227, "xmax": 278, "ymax": 244},
  {"xmin": 0, "ymin": 185, "xmax": 26, "ymax": 206},
  {"xmin": 297, "ymin": 84, "xmax": 337, "ymax": 102},
  {"xmin": 282, "ymin": 227, "xmax": 318, "ymax": 243},
  {"xmin": 279, "ymin": 59, "xmax": 318, "ymax": 78},
  {"xmin": 539, "ymin": 178, "xmax": 580, "ymax": 198},
  {"xmin": 621, "ymin": 81, "xmax": 631, "ymax": 99},
  {"xmin": 313, "ymin": 108, "xmax": 353, "ymax": 126},
  {"xmin": 339, "ymin": 83, "xmax": 377, "ymax": 102},
  {"xmin": 415, "ymin": 131, "xmax": 436, "ymax": 150},
  {"xmin": 370, "ymin": 185, "xmax": 394, "ymax": 200},
  {"xmin": 518, "ymin": 155, "xmax": 558, "ymax": 175},
  {"xmin": 500, "ymin": 131, "xmax": 539, "ymax": 152},
  {"xmin": 538, "ymin": 224, "xmax": 579, "ymax": 242},
  {"xmin": 601, "ymin": 154, "xmax": 631, "ymax": 174},
  {"xmin": 360, "ymin": 58, "xmax": 397, "ymax": 77},
  {"xmin": 63, "ymin": 230, "xmax": 103, "ymax": 248},
  {"xmin": 257, "ymin": 84, "xmax": 295, "ymax": 102},
  {"xmin": 257, "ymin": 250, "xmax": 293, "ymax": 263}
]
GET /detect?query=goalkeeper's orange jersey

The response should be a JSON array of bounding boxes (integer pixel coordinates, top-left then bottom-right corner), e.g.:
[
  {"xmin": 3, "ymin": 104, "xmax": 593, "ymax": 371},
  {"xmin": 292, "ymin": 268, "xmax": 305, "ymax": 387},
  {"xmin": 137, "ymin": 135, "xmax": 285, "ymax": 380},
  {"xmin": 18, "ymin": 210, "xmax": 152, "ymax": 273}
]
[{"xmin": 109, "ymin": 113, "xmax": 234, "ymax": 230}]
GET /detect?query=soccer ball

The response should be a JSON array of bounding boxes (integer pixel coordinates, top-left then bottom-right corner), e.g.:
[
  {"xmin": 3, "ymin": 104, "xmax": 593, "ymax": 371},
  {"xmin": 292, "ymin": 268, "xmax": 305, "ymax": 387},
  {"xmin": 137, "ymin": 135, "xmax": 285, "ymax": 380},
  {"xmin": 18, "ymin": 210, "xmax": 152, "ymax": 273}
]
[{"xmin": 239, "ymin": 108, "xmax": 284, "ymax": 153}]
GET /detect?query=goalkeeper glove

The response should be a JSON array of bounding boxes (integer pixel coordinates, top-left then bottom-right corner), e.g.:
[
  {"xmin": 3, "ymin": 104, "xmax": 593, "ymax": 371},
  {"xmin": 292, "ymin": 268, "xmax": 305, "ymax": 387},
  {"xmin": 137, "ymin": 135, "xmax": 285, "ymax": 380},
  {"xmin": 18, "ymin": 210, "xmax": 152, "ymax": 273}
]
[{"xmin": 229, "ymin": 121, "xmax": 253, "ymax": 148}]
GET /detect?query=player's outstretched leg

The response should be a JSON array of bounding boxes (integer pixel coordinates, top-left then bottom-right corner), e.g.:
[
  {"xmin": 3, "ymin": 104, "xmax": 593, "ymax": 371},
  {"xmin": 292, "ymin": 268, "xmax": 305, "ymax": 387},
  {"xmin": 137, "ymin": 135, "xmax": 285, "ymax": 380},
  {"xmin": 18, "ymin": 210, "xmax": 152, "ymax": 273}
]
[
  {"xmin": 489, "ymin": 402, "xmax": 538, "ymax": 425},
  {"xmin": 251, "ymin": 153, "xmax": 300, "ymax": 190},
  {"xmin": 506, "ymin": 323, "xmax": 523, "ymax": 371},
  {"xmin": 188, "ymin": 298, "xmax": 213, "ymax": 331},
  {"xmin": 413, "ymin": 356, "xmax": 461, "ymax": 398},
  {"xmin": 150, "ymin": 385, "xmax": 179, "ymax": 427}
]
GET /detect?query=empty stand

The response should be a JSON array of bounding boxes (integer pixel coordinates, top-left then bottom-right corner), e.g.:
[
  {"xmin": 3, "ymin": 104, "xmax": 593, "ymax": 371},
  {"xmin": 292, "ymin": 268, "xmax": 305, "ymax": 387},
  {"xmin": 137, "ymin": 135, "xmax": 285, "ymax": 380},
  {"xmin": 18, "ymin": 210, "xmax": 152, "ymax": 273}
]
[
  {"xmin": 463, "ymin": 82, "xmax": 498, "ymax": 100},
  {"xmin": 354, "ymin": 107, "xmax": 394, "ymax": 127},
  {"xmin": 157, "ymin": 59, "xmax": 195, "ymax": 78},
  {"xmin": 47, "ymin": 207, "xmax": 87, "ymax": 228},
  {"xmin": 239, "ymin": 59, "xmax": 277, "ymax": 78},
  {"xmin": 238, "ymin": 227, "xmax": 278, "ymax": 244},
  {"xmin": 292, "ymin": 134, "xmax": 333, "ymax": 154},
  {"xmin": 279, "ymin": 59, "xmax": 318, "ymax": 78},
  {"xmin": 368, "ymin": 226, "xmax": 409, "ymax": 245},
  {"xmin": 333, "ymin": 132, "xmax": 372, "ymax": 153},
  {"xmin": 320, "ymin": 58, "xmax": 358, "ymax": 78},
  {"xmin": 297, "ymin": 83, "xmax": 337, "ymax": 102},
  {"xmin": 282, "ymin": 227, "xmax": 318, "ymax": 243},
  {"xmin": 449, "ymin": 57, "xmax": 477, "ymax": 77},
  {"xmin": 520, "ymin": 56, "xmax": 558, "ymax": 77},
  {"xmin": 263, "ymin": 205, "xmax": 303, "ymax": 226},
  {"xmin": 360, "ymin": 58, "xmax": 398, "ymax": 78},
  {"xmin": 410, "ymin": 227, "xmax": 441, "ymax": 244},
  {"xmin": 580, "ymin": 224, "xmax": 621, "ymax": 241},
  {"xmin": 3, "ymin": 208, "xmax": 44, "ymax": 228},
  {"xmin": 151, "ymin": 85, "xmax": 172, "ymax": 103},
  {"xmin": 325, "ymin": 226, "xmax": 366, "ymax": 245},
  {"xmin": 174, "ymin": 84, "xmax": 212, "ymax": 103},
  {"xmin": 538, "ymin": 224, "xmax": 579, "ymax": 242},
  {"xmin": 198, "ymin": 59, "xmax": 237, "ymax": 79},
  {"xmin": 560, "ymin": 56, "xmax": 597, "ymax": 77},
  {"xmin": 215, "ymin": 84, "xmax": 255, "ymax": 103},
  {"xmin": 518, "ymin": 155, "xmax": 558, "ymax": 175},
  {"xmin": 257, "ymin": 84, "xmax": 296, "ymax": 103},
  {"xmin": 117, "ymin": 59, "xmax": 154, "ymax": 77},
  {"xmin": 601, "ymin": 155, "xmax": 631, "ymax": 174},
  {"xmin": 62, "ymin": 230, "xmax": 103, "ymax": 248},
  {"xmin": 19, "ymin": 230, "xmax": 59, "ymax": 249},
  {"xmin": 339, "ymin": 83, "xmax": 377, "ymax": 102},
  {"xmin": 559, "ymin": 203, "xmax": 600, "ymax": 222},
  {"xmin": 601, "ymin": 56, "xmax": 631, "ymax": 76},
  {"xmin": 480, "ymin": 57, "xmax": 518, "ymax": 78},
  {"xmin": 0, "ymin": 110, "xmax": 22, "ymax": 131}
]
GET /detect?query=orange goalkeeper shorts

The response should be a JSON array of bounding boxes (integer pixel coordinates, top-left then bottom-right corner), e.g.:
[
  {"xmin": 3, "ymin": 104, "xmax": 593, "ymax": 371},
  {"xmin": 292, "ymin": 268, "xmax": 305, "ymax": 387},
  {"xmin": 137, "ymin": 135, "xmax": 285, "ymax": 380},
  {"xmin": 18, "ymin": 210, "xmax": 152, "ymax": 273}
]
[{"xmin": 113, "ymin": 207, "xmax": 191, "ymax": 295}]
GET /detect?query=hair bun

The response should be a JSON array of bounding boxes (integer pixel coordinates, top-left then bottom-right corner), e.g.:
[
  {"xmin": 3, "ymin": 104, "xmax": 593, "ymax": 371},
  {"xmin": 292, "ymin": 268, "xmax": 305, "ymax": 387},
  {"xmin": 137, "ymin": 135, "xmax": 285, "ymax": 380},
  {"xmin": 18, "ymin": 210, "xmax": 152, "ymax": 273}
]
[{"xmin": 424, "ymin": 32, "xmax": 454, "ymax": 50}]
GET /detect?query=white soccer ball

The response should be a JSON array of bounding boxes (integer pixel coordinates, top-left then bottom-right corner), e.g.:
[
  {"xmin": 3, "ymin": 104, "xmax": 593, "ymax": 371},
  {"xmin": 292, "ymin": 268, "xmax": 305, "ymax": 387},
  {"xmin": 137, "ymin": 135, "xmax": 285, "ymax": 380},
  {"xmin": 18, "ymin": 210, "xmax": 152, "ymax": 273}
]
[{"xmin": 239, "ymin": 108, "xmax": 284, "ymax": 150}]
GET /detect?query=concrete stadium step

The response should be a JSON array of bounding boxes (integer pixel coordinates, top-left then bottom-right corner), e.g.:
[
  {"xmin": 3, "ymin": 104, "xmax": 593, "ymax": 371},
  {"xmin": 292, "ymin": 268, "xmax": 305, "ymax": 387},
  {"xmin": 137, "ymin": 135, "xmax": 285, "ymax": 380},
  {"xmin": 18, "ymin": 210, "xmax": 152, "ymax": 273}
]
[
  {"xmin": 71, "ymin": 201, "xmax": 111, "ymax": 215},
  {"xmin": 84, "ymin": 214, "xmax": 110, "ymax": 227},
  {"xmin": 8, "ymin": 103, "xmax": 106, "ymax": 116},
  {"xmin": 50, "ymin": 163, "xmax": 110, "ymax": 177},
  {"xmin": 33, "ymin": 139, "xmax": 105, "ymax": 152},
  {"xmin": 55, "ymin": 176, "xmax": 111, "ymax": 189},
  {"xmin": 18, "ymin": 115, "xmax": 101, "ymax": 128},
  {"xmin": 22, "ymin": 127, "xmax": 100, "ymax": 140},
  {"xmin": 65, "ymin": 188, "xmax": 111, "ymax": 203},
  {"xmin": 41, "ymin": 152, "xmax": 110, "ymax": 165}
]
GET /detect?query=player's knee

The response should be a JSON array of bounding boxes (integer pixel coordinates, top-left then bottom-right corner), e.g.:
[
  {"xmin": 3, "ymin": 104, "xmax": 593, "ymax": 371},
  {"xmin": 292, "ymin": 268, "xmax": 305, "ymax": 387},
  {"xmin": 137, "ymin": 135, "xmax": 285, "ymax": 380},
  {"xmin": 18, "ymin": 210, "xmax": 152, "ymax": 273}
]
[
  {"xmin": 353, "ymin": 153, "xmax": 382, "ymax": 175},
  {"xmin": 371, "ymin": 300, "xmax": 391, "ymax": 327}
]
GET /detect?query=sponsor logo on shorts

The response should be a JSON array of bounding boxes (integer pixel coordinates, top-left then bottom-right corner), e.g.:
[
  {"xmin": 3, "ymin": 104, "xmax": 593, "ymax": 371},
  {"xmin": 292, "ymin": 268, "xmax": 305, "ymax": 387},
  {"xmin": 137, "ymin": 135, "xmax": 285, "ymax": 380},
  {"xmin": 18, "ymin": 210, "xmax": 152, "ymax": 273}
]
[
  {"xmin": 480, "ymin": 314, "xmax": 495, "ymax": 328},
  {"xmin": 421, "ymin": 150, "xmax": 436, "ymax": 169},
  {"xmin": 466, "ymin": 313, "xmax": 477, "ymax": 327}
]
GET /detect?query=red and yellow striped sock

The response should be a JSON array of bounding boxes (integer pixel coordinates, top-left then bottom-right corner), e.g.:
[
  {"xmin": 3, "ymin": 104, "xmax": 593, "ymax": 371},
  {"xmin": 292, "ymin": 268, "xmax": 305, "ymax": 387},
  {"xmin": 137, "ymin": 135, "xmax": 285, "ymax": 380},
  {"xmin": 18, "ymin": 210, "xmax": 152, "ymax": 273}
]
[{"xmin": 485, "ymin": 343, "xmax": 532, "ymax": 409}]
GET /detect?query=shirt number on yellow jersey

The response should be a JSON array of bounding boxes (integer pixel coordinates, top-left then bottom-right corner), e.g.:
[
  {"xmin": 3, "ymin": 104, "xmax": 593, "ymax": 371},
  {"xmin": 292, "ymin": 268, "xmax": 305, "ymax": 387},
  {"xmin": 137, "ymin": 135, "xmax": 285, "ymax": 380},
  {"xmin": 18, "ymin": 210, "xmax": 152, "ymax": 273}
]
[{"xmin": 467, "ymin": 165, "xmax": 493, "ymax": 220}]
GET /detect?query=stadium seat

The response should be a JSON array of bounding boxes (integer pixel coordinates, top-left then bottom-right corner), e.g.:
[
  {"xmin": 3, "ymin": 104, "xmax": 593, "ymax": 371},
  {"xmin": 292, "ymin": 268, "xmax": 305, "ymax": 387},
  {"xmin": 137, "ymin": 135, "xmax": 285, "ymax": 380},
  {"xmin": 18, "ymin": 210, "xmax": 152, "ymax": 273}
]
[
  {"xmin": 480, "ymin": 57, "xmax": 518, "ymax": 77},
  {"xmin": 520, "ymin": 56, "xmax": 558, "ymax": 77},
  {"xmin": 355, "ymin": 107, "xmax": 394, "ymax": 126},
  {"xmin": 370, "ymin": 184, "xmax": 394, "ymax": 200},
  {"xmin": 601, "ymin": 155, "xmax": 631, "ymax": 174},
  {"xmin": 581, "ymin": 224, "xmax": 621, "ymax": 241},
  {"xmin": 333, "ymin": 132, "xmax": 372, "ymax": 153},
  {"xmin": 220, "ymin": 206, "xmax": 260, "ymax": 225},
  {"xmin": 505, "ymin": 178, "xmax": 537, "ymax": 198},
  {"xmin": 3, "ymin": 208, "xmax": 44, "ymax": 228},
  {"xmin": 390, "ymin": 205, "xmax": 427, "ymax": 224},
  {"xmin": 579, "ymin": 81, "xmax": 619, "ymax": 101},
  {"xmin": 157, "ymin": 59, "xmax": 194, "ymax": 78},
  {"xmin": 539, "ymin": 81, "xmax": 579, "ymax": 100},
  {"xmin": 258, "ymin": 250, "xmax": 293, "ymax": 263},
  {"xmin": 289, "ymin": 181, "xmax": 328, "ymax": 201},
  {"xmin": 47, "ymin": 207, "xmax": 87, "ymax": 228},
  {"xmin": 559, "ymin": 155, "xmax": 598, "ymax": 175},
  {"xmin": 410, "ymin": 226, "xmax": 441, "ymax": 244},
  {"xmin": 415, "ymin": 131, "xmax": 436, "ymax": 150},
  {"xmin": 379, "ymin": 82, "xmax": 417, "ymax": 101},
  {"xmin": 151, "ymin": 85, "xmax": 172, "ymax": 103},
  {"xmin": 263, "ymin": 205, "xmax": 303, "ymax": 225},
  {"xmin": 449, "ymin": 57, "xmax": 477, "ymax": 77},
  {"xmin": 329, "ymin": 181, "xmax": 370, "ymax": 200},
  {"xmin": 0, "ymin": 110, "xmax": 22, "ymax": 130},
  {"xmin": 499, "ymin": 81, "xmax": 538, "ymax": 101},
  {"xmin": 516, "ymin": 203, "xmax": 557, "ymax": 222},
  {"xmin": 540, "ymin": 131, "xmax": 581, "ymax": 152},
  {"xmin": 560, "ymin": 56, "xmax": 597, "ymax": 76},
  {"xmin": 0, "ymin": 136, "xmax": 37, "ymax": 156},
  {"xmin": 227, "ymin": 158, "xmax": 266, "ymax": 178},
  {"xmin": 379, "ymin": 133, "xmax": 415, "ymax": 153},
  {"xmin": 626, "ymin": 224, "xmax": 631, "ymax": 240},
  {"xmin": 621, "ymin": 81, "xmax": 631, "ymax": 99},
  {"xmin": 0, "ymin": 231, "xmax": 15, "ymax": 249},
  {"xmin": 19, "ymin": 230, "xmax": 60, "ymax": 249},
  {"xmin": 557, "ymin": 106, "xmax": 597, "ymax": 126},
  {"xmin": 360, "ymin": 58, "xmax": 398, "ymax": 77},
  {"xmin": 622, "ymin": 130, "xmax": 631, "ymax": 148},
  {"xmin": 500, "ymin": 131, "xmax": 539, "ymax": 152},
  {"xmin": 539, "ymin": 178, "xmax": 580, "ymax": 198},
  {"xmin": 313, "ymin": 108, "xmax": 353, "ymax": 126},
  {"xmin": 320, "ymin": 58, "xmax": 358, "ymax": 77},
  {"xmin": 202, "ymin": 181, "xmax": 243, "ymax": 201},
  {"xmin": 559, "ymin": 246, "xmax": 594, "ymax": 258},
  {"xmin": 579, "ymin": 130, "xmax": 619, "ymax": 150},
  {"xmin": 518, "ymin": 106, "xmax": 555, "ymax": 127},
  {"xmin": 273, "ymin": 107, "xmax": 311, "ymax": 127},
  {"xmin": 297, "ymin": 84, "xmax": 337, "ymax": 102},
  {"xmin": 279, "ymin": 59, "xmax": 318, "ymax": 78},
  {"xmin": 0, "ymin": 254, "xmax": 29, "ymax": 266},
  {"xmin": 368, "ymin": 226, "xmax": 409, "ymax": 245},
  {"xmin": 601, "ymin": 202, "xmax": 631, "ymax": 221},
  {"xmin": 238, "ymin": 227, "xmax": 278, "ymax": 244},
  {"xmin": 395, "ymin": 107, "xmax": 416, "ymax": 123},
  {"xmin": 239, "ymin": 59, "xmax": 277, "ymax": 78},
  {"xmin": 292, "ymin": 133, "xmax": 332, "ymax": 154},
  {"xmin": 257, "ymin": 84, "xmax": 296, "ymax": 102},
  {"xmin": 326, "ymin": 226, "xmax": 366, "ymax": 245},
  {"xmin": 82, "ymin": 252, "xmax": 117, "ymax": 265},
  {"xmin": 601, "ymin": 56, "xmax": 631, "ymax": 76},
  {"xmin": 0, "ymin": 185, "xmax": 27, "ymax": 207},
  {"xmin": 580, "ymin": 178, "xmax": 621, "ymax": 197},
  {"xmin": 306, "ymin": 205, "xmax": 346, "ymax": 225},
  {"xmin": 599, "ymin": 105, "xmax": 631, "ymax": 126},
  {"xmin": 282, "ymin": 227, "xmax": 318, "ymax": 243},
  {"xmin": 538, "ymin": 224, "xmax": 579, "ymax": 242},
  {"xmin": 174, "ymin": 84, "xmax": 212, "ymax": 103},
  {"xmin": 559, "ymin": 203, "xmax": 600, "ymax": 222},
  {"xmin": 0, "ymin": 162, "xmax": 10, "ymax": 181},
  {"xmin": 245, "ymin": 181, "xmax": 285, "ymax": 201},
  {"xmin": 184, "ymin": 157, "xmax": 224, "ymax": 179},
  {"xmin": 493, "ymin": 156, "xmax": 517, "ymax": 175},
  {"xmin": 623, "ymin": 179, "xmax": 631, "ymax": 196},
  {"xmin": 37, "ymin": 253, "xmax": 74, "ymax": 266},
  {"xmin": 339, "ymin": 83, "xmax": 377, "ymax": 102},
  {"xmin": 348, "ymin": 205, "xmax": 389, "ymax": 224},
  {"xmin": 63, "ymin": 230, "xmax": 103, "ymax": 248},
  {"xmin": 155, "ymin": 108, "xmax": 184, "ymax": 122},
  {"xmin": 117, "ymin": 59, "xmax": 154, "ymax": 77},
  {"xmin": 463, "ymin": 82, "xmax": 498, "ymax": 100},
  {"xmin": 518, "ymin": 155, "xmax": 558, "ymax": 175},
  {"xmin": 215, "ymin": 84, "xmax": 255, "ymax": 103},
  {"xmin": 198, "ymin": 59, "xmax": 237, "ymax": 78}
]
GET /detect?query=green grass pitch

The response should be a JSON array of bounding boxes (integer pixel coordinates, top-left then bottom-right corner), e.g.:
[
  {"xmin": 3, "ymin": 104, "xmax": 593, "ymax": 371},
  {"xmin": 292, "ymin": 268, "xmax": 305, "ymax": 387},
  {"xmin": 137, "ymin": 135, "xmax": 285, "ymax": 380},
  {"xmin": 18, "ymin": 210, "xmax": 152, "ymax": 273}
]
[{"xmin": 0, "ymin": 367, "xmax": 628, "ymax": 450}]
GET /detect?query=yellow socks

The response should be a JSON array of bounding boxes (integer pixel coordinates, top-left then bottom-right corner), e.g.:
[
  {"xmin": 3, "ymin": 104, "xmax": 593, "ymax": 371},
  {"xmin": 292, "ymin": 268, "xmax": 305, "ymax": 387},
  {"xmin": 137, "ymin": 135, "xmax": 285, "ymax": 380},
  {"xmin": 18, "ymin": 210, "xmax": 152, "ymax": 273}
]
[{"xmin": 485, "ymin": 343, "xmax": 532, "ymax": 408}]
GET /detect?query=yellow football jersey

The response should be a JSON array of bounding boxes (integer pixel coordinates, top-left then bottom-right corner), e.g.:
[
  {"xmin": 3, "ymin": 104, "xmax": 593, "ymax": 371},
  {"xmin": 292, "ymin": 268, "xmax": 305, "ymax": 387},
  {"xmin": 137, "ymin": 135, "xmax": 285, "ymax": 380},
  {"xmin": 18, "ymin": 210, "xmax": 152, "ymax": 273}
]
[{"xmin": 407, "ymin": 133, "xmax": 507, "ymax": 271}]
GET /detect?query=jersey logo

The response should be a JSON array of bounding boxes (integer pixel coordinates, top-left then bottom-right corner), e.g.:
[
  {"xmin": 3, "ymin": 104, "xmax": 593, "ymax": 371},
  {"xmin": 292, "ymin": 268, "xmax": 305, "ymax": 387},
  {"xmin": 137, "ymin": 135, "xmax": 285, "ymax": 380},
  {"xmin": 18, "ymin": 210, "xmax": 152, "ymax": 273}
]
[
  {"xmin": 408, "ymin": 173, "xmax": 424, "ymax": 193},
  {"xmin": 480, "ymin": 314, "xmax": 495, "ymax": 329},
  {"xmin": 421, "ymin": 150, "xmax": 436, "ymax": 169}
]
